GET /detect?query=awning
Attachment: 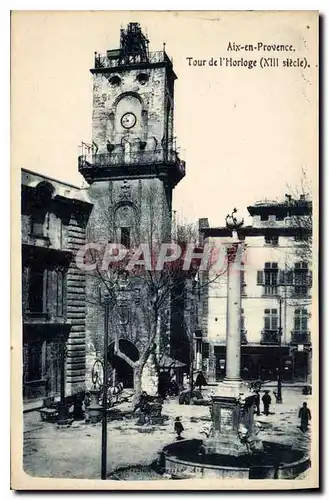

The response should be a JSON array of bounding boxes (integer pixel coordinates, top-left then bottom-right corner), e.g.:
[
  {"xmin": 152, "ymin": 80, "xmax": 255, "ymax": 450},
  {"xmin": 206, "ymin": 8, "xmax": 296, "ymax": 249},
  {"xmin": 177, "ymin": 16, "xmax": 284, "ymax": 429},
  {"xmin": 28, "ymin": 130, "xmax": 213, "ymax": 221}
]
[{"xmin": 158, "ymin": 354, "xmax": 186, "ymax": 368}]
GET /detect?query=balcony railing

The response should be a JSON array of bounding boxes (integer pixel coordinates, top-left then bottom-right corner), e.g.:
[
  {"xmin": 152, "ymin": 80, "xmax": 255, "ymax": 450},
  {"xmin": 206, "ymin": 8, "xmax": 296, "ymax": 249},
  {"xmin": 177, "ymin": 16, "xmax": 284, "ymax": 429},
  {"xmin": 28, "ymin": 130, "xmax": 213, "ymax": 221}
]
[
  {"xmin": 260, "ymin": 329, "xmax": 279, "ymax": 345},
  {"xmin": 263, "ymin": 285, "xmax": 278, "ymax": 296},
  {"xmin": 291, "ymin": 285, "xmax": 309, "ymax": 297},
  {"xmin": 78, "ymin": 148, "xmax": 186, "ymax": 174},
  {"xmin": 291, "ymin": 331, "xmax": 311, "ymax": 345},
  {"xmin": 94, "ymin": 50, "xmax": 171, "ymax": 70}
]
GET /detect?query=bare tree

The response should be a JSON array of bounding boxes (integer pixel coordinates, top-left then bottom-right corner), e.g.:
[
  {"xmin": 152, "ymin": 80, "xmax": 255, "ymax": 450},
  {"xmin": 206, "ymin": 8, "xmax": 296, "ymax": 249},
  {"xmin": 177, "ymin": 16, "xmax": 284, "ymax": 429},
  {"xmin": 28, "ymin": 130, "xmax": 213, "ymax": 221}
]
[
  {"xmin": 81, "ymin": 188, "xmax": 227, "ymax": 404},
  {"xmin": 82, "ymin": 184, "xmax": 220, "ymax": 403},
  {"xmin": 285, "ymin": 168, "xmax": 313, "ymax": 264}
]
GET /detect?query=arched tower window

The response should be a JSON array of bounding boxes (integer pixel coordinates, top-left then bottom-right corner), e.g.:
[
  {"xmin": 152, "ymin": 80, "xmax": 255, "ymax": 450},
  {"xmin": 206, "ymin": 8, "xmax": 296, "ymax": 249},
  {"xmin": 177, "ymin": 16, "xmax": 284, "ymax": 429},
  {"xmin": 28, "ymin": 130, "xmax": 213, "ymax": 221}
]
[
  {"xmin": 114, "ymin": 203, "xmax": 138, "ymax": 248},
  {"xmin": 30, "ymin": 181, "xmax": 55, "ymax": 238}
]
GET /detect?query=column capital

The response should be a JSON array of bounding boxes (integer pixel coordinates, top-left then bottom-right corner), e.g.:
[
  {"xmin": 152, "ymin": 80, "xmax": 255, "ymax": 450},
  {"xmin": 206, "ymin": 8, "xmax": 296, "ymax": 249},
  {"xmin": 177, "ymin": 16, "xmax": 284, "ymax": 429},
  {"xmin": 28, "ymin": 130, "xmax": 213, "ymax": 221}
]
[{"xmin": 226, "ymin": 241, "xmax": 245, "ymax": 264}]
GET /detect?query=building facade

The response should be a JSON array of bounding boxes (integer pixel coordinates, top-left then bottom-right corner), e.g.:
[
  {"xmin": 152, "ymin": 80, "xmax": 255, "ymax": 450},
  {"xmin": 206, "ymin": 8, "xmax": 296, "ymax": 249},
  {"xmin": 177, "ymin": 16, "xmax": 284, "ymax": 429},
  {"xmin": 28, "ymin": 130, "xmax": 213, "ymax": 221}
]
[
  {"xmin": 200, "ymin": 196, "xmax": 312, "ymax": 383},
  {"xmin": 21, "ymin": 170, "xmax": 92, "ymax": 403}
]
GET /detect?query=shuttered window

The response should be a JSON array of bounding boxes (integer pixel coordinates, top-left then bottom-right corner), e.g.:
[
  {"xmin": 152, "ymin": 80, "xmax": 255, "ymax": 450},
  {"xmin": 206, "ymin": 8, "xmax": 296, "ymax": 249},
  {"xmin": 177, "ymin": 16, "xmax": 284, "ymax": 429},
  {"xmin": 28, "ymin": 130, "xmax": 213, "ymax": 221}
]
[
  {"xmin": 28, "ymin": 267, "xmax": 44, "ymax": 313},
  {"xmin": 257, "ymin": 271, "xmax": 264, "ymax": 285}
]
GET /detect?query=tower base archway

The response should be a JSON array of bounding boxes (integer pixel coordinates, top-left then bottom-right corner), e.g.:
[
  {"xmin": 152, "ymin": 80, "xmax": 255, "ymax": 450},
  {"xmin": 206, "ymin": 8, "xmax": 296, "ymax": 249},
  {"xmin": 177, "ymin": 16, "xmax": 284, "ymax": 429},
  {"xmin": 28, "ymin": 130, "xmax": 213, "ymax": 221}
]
[{"xmin": 108, "ymin": 339, "xmax": 139, "ymax": 388}]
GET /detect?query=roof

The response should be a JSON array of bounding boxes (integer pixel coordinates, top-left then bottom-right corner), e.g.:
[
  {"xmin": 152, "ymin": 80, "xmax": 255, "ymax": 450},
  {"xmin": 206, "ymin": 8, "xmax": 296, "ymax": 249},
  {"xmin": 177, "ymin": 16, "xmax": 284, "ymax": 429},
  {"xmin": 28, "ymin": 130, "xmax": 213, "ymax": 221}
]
[
  {"xmin": 247, "ymin": 198, "xmax": 312, "ymax": 217},
  {"xmin": 200, "ymin": 225, "xmax": 312, "ymax": 238},
  {"xmin": 21, "ymin": 168, "xmax": 92, "ymax": 205}
]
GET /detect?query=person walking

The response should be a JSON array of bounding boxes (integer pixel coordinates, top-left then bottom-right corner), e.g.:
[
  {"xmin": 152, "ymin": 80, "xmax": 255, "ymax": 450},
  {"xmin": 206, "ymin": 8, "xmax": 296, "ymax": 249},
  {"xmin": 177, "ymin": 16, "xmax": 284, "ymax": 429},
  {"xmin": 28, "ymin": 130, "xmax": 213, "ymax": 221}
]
[
  {"xmin": 83, "ymin": 391, "xmax": 91, "ymax": 424},
  {"xmin": 262, "ymin": 390, "xmax": 272, "ymax": 416},
  {"xmin": 174, "ymin": 417, "xmax": 184, "ymax": 440},
  {"xmin": 254, "ymin": 390, "xmax": 261, "ymax": 416},
  {"xmin": 195, "ymin": 371, "xmax": 207, "ymax": 391},
  {"xmin": 299, "ymin": 402, "xmax": 311, "ymax": 432}
]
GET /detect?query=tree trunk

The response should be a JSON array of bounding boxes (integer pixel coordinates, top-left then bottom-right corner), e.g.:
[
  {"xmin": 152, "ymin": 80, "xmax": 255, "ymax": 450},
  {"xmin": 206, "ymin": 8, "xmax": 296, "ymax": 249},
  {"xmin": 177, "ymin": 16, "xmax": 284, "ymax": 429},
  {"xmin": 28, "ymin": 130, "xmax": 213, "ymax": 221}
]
[
  {"xmin": 133, "ymin": 364, "xmax": 143, "ymax": 405},
  {"xmin": 189, "ymin": 338, "xmax": 195, "ymax": 393}
]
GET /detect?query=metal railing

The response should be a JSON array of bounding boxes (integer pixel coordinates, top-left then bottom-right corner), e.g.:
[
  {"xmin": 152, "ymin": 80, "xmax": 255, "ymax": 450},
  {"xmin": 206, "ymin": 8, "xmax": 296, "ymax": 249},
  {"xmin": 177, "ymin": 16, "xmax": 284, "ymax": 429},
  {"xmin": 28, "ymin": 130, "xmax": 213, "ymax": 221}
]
[
  {"xmin": 94, "ymin": 50, "xmax": 171, "ymax": 69},
  {"xmin": 78, "ymin": 148, "xmax": 185, "ymax": 174},
  {"xmin": 263, "ymin": 285, "xmax": 278, "ymax": 296},
  {"xmin": 291, "ymin": 331, "xmax": 311, "ymax": 344},
  {"xmin": 292, "ymin": 285, "xmax": 309, "ymax": 297},
  {"xmin": 260, "ymin": 329, "xmax": 279, "ymax": 345}
]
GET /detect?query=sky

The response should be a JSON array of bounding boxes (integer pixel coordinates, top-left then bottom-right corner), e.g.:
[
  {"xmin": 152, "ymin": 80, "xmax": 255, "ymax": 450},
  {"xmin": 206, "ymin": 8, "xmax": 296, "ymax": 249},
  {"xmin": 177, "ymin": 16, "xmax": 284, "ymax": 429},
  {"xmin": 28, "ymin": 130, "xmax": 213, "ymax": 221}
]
[{"xmin": 11, "ymin": 10, "xmax": 317, "ymax": 226}]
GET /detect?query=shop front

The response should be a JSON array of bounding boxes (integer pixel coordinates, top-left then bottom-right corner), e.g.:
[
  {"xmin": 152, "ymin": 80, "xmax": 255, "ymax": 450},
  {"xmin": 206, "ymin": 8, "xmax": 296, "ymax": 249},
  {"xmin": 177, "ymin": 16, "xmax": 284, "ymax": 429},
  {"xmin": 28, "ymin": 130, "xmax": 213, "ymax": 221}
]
[{"xmin": 213, "ymin": 345, "xmax": 294, "ymax": 382}]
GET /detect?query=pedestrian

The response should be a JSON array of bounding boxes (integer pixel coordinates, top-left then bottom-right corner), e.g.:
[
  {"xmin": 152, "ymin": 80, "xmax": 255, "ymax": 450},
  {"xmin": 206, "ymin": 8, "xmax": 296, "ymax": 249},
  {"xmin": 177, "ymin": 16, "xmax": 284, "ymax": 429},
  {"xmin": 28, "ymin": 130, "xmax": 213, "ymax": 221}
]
[
  {"xmin": 254, "ymin": 390, "xmax": 261, "ymax": 416},
  {"xmin": 174, "ymin": 416, "xmax": 184, "ymax": 440},
  {"xmin": 169, "ymin": 377, "xmax": 179, "ymax": 397},
  {"xmin": 299, "ymin": 402, "xmax": 311, "ymax": 432},
  {"xmin": 83, "ymin": 391, "xmax": 91, "ymax": 423},
  {"xmin": 73, "ymin": 393, "xmax": 84, "ymax": 420},
  {"xmin": 195, "ymin": 371, "xmax": 207, "ymax": 391},
  {"xmin": 262, "ymin": 390, "xmax": 272, "ymax": 416}
]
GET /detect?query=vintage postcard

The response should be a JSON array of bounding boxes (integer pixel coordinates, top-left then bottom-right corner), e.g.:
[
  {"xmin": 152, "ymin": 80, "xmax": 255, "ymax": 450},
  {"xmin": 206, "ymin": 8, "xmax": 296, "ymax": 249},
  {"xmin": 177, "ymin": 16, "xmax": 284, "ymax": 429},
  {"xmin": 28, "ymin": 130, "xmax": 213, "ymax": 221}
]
[{"xmin": 11, "ymin": 10, "xmax": 319, "ymax": 490}]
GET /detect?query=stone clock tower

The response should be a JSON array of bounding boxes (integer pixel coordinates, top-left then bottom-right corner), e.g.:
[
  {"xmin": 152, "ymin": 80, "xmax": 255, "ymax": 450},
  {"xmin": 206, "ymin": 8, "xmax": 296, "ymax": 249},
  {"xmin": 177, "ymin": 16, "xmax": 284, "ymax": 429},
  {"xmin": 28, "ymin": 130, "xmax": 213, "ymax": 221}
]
[{"xmin": 78, "ymin": 23, "xmax": 185, "ymax": 387}]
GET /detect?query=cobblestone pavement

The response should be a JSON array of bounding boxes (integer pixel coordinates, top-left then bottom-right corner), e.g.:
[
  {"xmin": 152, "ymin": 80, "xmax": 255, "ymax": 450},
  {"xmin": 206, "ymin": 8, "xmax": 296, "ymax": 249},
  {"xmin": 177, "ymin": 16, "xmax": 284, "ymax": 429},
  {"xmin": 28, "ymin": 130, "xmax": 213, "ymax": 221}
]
[{"xmin": 23, "ymin": 386, "xmax": 313, "ymax": 480}]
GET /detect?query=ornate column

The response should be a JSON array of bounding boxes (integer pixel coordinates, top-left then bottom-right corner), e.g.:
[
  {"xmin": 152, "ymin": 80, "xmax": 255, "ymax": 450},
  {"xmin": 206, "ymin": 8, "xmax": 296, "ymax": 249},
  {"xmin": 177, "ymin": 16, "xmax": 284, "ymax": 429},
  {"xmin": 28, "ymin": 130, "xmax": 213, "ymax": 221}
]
[
  {"xmin": 224, "ymin": 241, "xmax": 243, "ymax": 385},
  {"xmin": 204, "ymin": 211, "xmax": 263, "ymax": 457}
]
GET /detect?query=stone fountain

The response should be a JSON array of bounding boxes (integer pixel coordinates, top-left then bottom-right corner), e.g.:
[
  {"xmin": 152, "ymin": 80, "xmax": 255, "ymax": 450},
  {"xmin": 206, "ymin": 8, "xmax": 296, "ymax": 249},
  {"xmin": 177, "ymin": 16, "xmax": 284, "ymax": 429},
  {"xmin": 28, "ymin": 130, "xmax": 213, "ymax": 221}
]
[{"xmin": 160, "ymin": 211, "xmax": 310, "ymax": 479}]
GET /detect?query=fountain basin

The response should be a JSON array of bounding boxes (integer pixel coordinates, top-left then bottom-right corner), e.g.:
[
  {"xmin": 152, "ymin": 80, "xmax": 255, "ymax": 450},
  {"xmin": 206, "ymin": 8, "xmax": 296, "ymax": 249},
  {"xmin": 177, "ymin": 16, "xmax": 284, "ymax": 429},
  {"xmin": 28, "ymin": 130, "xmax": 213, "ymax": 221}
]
[{"xmin": 160, "ymin": 439, "xmax": 310, "ymax": 479}]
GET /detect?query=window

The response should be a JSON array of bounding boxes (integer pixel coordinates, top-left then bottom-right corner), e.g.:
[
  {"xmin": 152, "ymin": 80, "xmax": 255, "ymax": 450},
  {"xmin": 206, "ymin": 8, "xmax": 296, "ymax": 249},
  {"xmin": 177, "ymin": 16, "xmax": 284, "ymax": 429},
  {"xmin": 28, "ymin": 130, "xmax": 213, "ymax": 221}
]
[
  {"xmin": 30, "ymin": 210, "xmax": 45, "ymax": 237},
  {"xmin": 264, "ymin": 262, "xmax": 278, "ymax": 295},
  {"xmin": 294, "ymin": 308, "xmax": 308, "ymax": 333},
  {"xmin": 136, "ymin": 72, "xmax": 149, "ymax": 85},
  {"xmin": 109, "ymin": 75, "xmax": 121, "ymax": 86},
  {"xmin": 202, "ymin": 342, "xmax": 210, "ymax": 359},
  {"xmin": 264, "ymin": 308, "xmax": 278, "ymax": 330},
  {"xmin": 276, "ymin": 213, "xmax": 285, "ymax": 221},
  {"xmin": 28, "ymin": 267, "xmax": 44, "ymax": 313},
  {"xmin": 265, "ymin": 235, "xmax": 279, "ymax": 246},
  {"xmin": 260, "ymin": 214, "xmax": 269, "ymax": 221},
  {"xmin": 261, "ymin": 309, "xmax": 279, "ymax": 344},
  {"xmin": 120, "ymin": 227, "xmax": 130, "ymax": 248},
  {"xmin": 294, "ymin": 262, "xmax": 309, "ymax": 296}
]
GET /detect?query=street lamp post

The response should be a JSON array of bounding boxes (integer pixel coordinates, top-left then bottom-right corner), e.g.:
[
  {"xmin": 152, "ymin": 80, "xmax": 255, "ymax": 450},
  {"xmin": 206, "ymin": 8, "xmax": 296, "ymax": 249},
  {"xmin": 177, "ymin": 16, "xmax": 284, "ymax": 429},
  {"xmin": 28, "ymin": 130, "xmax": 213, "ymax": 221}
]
[
  {"xmin": 277, "ymin": 297, "xmax": 283, "ymax": 404},
  {"xmin": 101, "ymin": 293, "xmax": 110, "ymax": 480},
  {"xmin": 57, "ymin": 331, "xmax": 70, "ymax": 426}
]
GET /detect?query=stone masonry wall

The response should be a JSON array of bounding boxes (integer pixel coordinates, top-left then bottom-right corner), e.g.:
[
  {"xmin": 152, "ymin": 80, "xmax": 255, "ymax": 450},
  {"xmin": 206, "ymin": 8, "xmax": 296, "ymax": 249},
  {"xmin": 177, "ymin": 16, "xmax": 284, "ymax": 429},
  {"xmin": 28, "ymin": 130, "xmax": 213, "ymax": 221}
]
[
  {"xmin": 92, "ymin": 66, "xmax": 168, "ymax": 153},
  {"xmin": 65, "ymin": 211, "xmax": 88, "ymax": 395}
]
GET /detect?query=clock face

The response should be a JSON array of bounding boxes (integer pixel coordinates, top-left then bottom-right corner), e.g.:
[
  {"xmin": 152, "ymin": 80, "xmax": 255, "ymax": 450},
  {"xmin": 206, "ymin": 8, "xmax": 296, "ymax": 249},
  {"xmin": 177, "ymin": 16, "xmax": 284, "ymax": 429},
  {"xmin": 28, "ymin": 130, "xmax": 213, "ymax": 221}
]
[{"xmin": 121, "ymin": 112, "xmax": 136, "ymax": 129}]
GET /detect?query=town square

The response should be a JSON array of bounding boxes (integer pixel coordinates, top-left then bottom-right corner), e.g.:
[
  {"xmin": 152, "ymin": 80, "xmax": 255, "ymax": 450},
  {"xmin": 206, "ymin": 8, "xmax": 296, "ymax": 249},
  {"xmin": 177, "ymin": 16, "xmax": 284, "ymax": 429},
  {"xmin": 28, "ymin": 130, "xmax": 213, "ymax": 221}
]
[{"xmin": 11, "ymin": 11, "xmax": 318, "ymax": 488}]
